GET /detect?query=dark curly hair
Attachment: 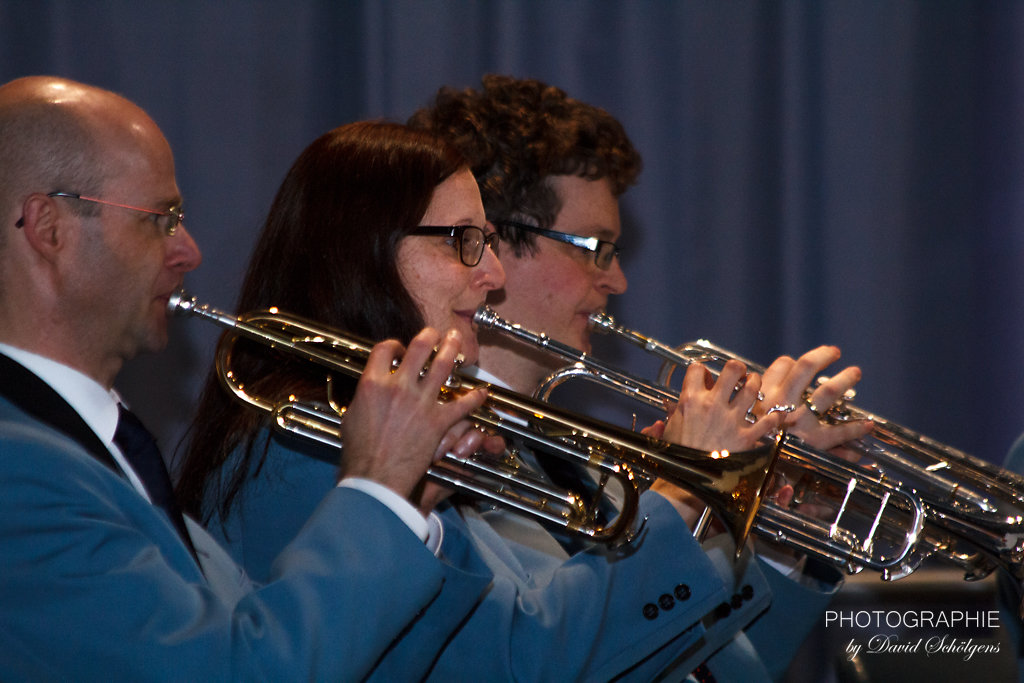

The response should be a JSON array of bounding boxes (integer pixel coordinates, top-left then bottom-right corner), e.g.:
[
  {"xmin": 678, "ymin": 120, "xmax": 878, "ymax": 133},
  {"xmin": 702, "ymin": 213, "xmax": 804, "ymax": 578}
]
[{"xmin": 408, "ymin": 74, "xmax": 642, "ymax": 256}]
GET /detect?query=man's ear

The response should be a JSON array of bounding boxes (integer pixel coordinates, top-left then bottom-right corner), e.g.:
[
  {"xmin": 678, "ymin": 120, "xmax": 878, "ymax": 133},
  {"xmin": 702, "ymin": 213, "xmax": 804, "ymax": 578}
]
[{"xmin": 18, "ymin": 194, "xmax": 66, "ymax": 263}]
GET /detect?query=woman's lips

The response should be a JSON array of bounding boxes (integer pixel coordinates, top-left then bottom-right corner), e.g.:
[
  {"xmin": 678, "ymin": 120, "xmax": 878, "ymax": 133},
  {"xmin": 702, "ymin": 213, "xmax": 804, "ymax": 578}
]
[{"xmin": 456, "ymin": 307, "xmax": 483, "ymax": 325}]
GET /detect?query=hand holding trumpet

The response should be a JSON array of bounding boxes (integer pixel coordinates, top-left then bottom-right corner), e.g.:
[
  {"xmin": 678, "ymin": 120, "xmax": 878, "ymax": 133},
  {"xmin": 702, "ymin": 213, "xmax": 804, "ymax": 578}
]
[
  {"xmin": 755, "ymin": 345, "xmax": 873, "ymax": 452},
  {"xmin": 644, "ymin": 360, "xmax": 785, "ymax": 529},
  {"xmin": 339, "ymin": 327, "xmax": 495, "ymax": 509},
  {"xmin": 645, "ymin": 350, "xmax": 868, "ymax": 534}
]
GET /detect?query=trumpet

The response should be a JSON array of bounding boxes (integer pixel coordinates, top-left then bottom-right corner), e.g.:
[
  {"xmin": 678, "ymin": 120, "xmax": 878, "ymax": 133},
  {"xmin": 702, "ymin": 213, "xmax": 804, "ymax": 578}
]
[
  {"xmin": 474, "ymin": 305, "xmax": 1024, "ymax": 581},
  {"xmin": 168, "ymin": 291, "xmax": 782, "ymax": 552},
  {"xmin": 585, "ymin": 312, "xmax": 1024, "ymax": 581}
]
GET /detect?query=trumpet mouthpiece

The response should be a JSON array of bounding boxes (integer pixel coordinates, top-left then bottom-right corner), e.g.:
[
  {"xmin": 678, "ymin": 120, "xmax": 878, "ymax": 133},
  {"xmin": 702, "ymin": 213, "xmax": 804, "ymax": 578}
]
[
  {"xmin": 473, "ymin": 305, "xmax": 499, "ymax": 328},
  {"xmin": 167, "ymin": 289, "xmax": 196, "ymax": 316},
  {"xmin": 588, "ymin": 311, "xmax": 615, "ymax": 331}
]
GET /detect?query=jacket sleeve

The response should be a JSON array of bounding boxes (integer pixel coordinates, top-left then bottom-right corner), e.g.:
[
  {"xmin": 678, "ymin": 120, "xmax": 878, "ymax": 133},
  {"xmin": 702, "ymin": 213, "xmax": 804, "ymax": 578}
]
[
  {"xmin": 0, "ymin": 419, "xmax": 487, "ymax": 682},
  {"xmin": 743, "ymin": 555, "xmax": 843, "ymax": 680},
  {"xmin": 999, "ymin": 436, "xmax": 1024, "ymax": 682},
  {"xmin": 426, "ymin": 491, "xmax": 769, "ymax": 682}
]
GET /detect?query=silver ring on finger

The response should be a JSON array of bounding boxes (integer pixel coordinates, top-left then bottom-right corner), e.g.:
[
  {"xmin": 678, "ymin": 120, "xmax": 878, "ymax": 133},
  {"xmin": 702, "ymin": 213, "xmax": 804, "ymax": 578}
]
[
  {"xmin": 807, "ymin": 400, "xmax": 827, "ymax": 420},
  {"xmin": 744, "ymin": 392, "xmax": 766, "ymax": 424}
]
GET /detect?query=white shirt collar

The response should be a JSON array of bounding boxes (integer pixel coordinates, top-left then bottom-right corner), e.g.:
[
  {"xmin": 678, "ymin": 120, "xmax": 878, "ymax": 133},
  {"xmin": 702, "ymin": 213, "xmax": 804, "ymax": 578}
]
[
  {"xmin": 465, "ymin": 364, "xmax": 511, "ymax": 389},
  {"xmin": 0, "ymin": 342, "xmax": 149, "ymax": 500},
  {"xmin": 0, "ymin": 342, "xmax": 120, "ymax": 442}
]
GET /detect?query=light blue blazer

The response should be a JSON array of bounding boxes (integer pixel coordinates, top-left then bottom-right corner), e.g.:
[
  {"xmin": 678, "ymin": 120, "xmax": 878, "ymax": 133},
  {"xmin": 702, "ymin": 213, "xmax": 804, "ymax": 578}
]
[
  {"xmin": 998, "ymin": 434, "xmax": 1024, "ymax": 682},
  {"xmin": 207, "ymin": 427, "xmax": 839, "ymax": 681},
  {"xmin": 0, "ymin": 370, "xmax": 488, "ymax": 682}
]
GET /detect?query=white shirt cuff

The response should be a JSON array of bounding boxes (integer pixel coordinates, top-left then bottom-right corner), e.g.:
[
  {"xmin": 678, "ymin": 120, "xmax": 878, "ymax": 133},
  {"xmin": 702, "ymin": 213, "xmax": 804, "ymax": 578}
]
[
  {"xmin": 338, "ymin": 477, "xmax": 429, "ymax": 543},
  {"xmin": 755, "ymin": 538, "xmax": 807, "ymax": 578},
  {"xmin": 424, "ymin": 511, "xmax": 444, "ymax": 555}
]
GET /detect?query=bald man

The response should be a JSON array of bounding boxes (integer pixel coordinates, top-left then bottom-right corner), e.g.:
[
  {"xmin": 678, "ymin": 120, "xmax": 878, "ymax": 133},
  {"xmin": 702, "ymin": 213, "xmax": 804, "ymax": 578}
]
[{"xmin": 0, "ymin": 76, "xmax": 490, "ymax": 681}]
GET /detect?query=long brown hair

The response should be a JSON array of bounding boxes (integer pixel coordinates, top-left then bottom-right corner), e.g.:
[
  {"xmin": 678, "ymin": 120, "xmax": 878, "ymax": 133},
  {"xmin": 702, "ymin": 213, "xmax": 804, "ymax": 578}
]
[{"xmin": 175, "ymin": 121, "xmax": 467, "ymax": 519}]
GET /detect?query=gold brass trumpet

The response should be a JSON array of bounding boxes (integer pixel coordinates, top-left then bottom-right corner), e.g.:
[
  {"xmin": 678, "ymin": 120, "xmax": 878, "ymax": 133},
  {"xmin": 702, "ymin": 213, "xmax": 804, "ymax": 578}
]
[
  {"xmin": 473, "ymin": 305, "xmax": 979, "ymax": 580},
  {"xmin": 168, "ymin": 291, "xmax": 782, "ymax": 552}
]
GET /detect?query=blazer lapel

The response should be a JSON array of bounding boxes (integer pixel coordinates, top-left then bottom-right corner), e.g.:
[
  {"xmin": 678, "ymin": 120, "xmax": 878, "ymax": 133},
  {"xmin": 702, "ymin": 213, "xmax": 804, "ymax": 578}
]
[
  {"xmin": 0, "ymin": 353, "xmax": 118, "ymax": 472},
  {"xmin": 0, "ymin": 352, "xmax": 204, "ymax": 569}
]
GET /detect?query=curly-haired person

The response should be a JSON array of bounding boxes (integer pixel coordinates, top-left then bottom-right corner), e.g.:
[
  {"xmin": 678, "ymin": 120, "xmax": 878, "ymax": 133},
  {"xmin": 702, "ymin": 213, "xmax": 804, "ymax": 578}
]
[{"xmin": 410, "ymin": 74, "xmax": 874, "ymax": 681}]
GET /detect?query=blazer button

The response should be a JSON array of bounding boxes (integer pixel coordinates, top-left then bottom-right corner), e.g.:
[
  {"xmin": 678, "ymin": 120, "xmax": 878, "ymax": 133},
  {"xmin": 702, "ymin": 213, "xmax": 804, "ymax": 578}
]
[
  {"xmin": 658, "ymin": 593, "xmax": 675, "ymax": 610},
  {"xmin": 741, "ymin": 584, "xmax": 754, "ymax": 601},
  {"xmin": 674, "ymin": 583, "xmax": 691, "ymax": 601},
  {"xmin": 643, "ymin": 603, "xmax": 659, "ymax": 620},
  {"xmin": 730, "ymin": 593, "xmax": 744, "ymax": 610},
  {"xmin": 715, "ymin": 601, "xmax": 732, "ymax": 619}
]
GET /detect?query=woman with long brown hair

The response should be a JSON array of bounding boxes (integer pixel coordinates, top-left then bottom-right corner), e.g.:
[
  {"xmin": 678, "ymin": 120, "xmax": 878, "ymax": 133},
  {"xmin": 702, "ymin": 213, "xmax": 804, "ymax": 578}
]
[{"xmin": 176, "ymin": 120, "xmax": 782, "ymax": 681}]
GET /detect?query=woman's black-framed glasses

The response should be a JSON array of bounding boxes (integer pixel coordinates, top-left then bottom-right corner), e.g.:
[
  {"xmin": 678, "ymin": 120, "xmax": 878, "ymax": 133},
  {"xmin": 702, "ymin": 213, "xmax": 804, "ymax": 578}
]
[
  {"xmin": 411, "ymin": 225, "xmax": 499, "ymax": 267},
  {"xmin": 498, "ymin": 221, "xmax": 620, "ymax": 270},
  {"xmin": 14, "ymin": 191, "xmax": 184, "ymax": 236}
]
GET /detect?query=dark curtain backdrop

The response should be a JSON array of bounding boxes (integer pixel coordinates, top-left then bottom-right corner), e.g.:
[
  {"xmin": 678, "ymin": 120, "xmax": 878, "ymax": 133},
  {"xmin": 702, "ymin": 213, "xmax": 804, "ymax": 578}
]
[{"xmin": 0, "ymin": 1, "xmax": 1020, "ymax": 490}]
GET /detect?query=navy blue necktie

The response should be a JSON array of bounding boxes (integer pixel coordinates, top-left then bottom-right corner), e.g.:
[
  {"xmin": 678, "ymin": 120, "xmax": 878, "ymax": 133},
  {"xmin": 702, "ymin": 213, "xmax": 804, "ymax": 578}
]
[{"xmin": 113, "ymin": 405, "xmax": 198, "ymax": 563}]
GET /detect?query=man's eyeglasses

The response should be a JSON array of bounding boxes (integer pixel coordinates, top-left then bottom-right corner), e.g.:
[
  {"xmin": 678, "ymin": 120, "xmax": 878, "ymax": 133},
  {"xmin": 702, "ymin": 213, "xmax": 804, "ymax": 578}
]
[
  {"xmin": 410, "ymin": 225, "xmax": 499, "ymax": 267},
  {"xmin": 15, "ymin": 191, "xmax": 184, "ymax": 236},
  {"xmin": 498, "ymin": 221, "xmax": 620, "ymax": 270}
]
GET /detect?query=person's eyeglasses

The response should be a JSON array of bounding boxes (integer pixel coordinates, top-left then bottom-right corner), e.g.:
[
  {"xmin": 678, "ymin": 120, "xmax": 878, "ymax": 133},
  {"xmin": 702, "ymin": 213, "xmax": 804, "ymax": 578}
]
[
  {"xmin": 498, "ymin": 221, "xmax": 620, "ymax": 270},
  {"xmin": 15, "ymin": 191, "xmax": 184, "ymax": 236},
  {"xmin": 410, "ymin": 225, "xmax": 500, "ymax": 267}
]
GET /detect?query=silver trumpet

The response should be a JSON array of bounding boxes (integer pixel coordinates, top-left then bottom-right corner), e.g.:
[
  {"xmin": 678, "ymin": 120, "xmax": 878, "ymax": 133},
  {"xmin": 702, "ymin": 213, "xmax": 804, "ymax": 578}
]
[
  {"xmin": 169, "ymin": 291, "xmax": 783, "ymax": 552},
  {"xmin": 589, "ymin": 315, "xmax": 1024, "ymax": 580},
  {"xmin": 475, "ymin": 305, "xmax": 1024, "ymax": 581}
]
